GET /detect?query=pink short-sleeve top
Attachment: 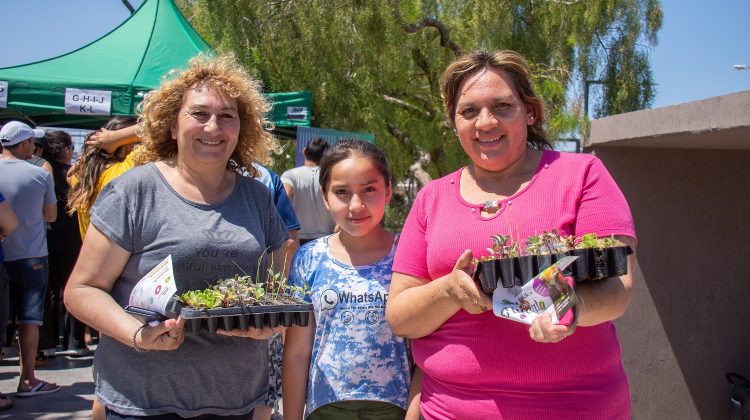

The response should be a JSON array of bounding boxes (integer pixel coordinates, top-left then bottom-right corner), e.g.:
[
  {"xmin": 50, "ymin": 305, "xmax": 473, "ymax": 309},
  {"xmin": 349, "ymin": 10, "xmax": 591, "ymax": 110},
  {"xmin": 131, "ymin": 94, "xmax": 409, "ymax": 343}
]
[{"xmin": 393, "ymin": 150, "xmax": 636, "ymax": 420}]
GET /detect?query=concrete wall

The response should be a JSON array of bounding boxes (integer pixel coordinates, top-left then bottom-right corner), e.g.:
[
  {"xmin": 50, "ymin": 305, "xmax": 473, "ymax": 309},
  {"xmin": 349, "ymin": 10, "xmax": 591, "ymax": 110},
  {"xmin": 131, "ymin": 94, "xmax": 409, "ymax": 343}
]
[
  {"xmin": 593, "ymin": 146, "xmax": 750, "ymax": 419},
  {"xmin": 586, "ymin": 91, "xmax": 750, "ymax": 150}
]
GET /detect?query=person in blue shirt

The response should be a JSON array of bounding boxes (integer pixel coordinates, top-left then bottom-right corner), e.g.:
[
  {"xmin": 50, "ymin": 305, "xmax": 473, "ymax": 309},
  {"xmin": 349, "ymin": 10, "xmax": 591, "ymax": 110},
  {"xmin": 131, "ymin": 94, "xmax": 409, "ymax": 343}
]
[
  {"xmin": 247, "ymin": 163, "xmax": 300, "ymax": 420},
  {"xmin": 283, "ymin": 140, "xmax": 420, "ymax": 419}
]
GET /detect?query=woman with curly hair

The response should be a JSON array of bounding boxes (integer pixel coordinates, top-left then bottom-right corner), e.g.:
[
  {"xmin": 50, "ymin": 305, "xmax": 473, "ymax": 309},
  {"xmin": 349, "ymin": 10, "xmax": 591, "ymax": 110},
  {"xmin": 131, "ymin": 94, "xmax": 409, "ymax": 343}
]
[{"xmin": 64, "ymin": 54, "xmax": 289, "ymax": 419}]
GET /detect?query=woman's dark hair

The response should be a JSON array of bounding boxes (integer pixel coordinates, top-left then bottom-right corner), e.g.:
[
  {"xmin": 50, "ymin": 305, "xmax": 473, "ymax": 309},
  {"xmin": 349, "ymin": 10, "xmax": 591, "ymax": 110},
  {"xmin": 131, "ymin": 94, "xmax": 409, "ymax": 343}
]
[
  {"xmin": 303, "ymin": 137, "xmax": 329, "ymax": 165},
  {"xmin": 319, "ymin": 139, "xmax": 391, "ymax": 194},
  {"xmin": 67, "ymin": 116, "xmax": 138, "ymax": 216},
  {"xmin": 41, "ymin": 130, "xmax": 72, "ymax": 162},
  {"xmin": 441, "ymin": 50, "xmax": 553, "ymax": 150},
  {"xmin": 103, "ymin": 116, "xmax": 139, "ymax": 134}
]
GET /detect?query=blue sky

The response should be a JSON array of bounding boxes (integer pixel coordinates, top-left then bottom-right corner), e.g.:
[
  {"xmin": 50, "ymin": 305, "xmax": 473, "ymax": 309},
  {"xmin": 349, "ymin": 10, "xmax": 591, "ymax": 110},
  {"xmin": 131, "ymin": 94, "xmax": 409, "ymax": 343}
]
[{"xmin": 1, "ymin": 0, "xmax": 748, "ymax": 110}]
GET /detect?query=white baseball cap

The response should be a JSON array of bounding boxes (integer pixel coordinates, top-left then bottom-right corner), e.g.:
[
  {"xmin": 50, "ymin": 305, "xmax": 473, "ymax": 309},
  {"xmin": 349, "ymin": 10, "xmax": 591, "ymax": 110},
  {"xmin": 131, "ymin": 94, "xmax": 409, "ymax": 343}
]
[{"xmin": 0, "ymin": 121, "xmax": 46, "ymax": 147}]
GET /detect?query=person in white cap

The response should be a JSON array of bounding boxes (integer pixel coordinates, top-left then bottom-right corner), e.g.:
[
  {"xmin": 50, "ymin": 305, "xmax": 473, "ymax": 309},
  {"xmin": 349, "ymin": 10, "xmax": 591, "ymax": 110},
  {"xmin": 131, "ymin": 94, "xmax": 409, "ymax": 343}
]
[{"xmin": 0, "ymin": 121, "xmax": 60, "ymax": 397}]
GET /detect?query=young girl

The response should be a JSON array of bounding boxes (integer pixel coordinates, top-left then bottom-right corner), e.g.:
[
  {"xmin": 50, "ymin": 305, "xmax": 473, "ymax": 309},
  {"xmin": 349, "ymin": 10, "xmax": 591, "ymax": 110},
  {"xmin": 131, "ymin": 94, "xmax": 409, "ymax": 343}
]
[
  {"xmin": 67, "ymin": 117, "xmax": 139, "ymax": 239},
  {"xmin": 283, "ymin": 140, "xmax": 420, "ymax": 419}
]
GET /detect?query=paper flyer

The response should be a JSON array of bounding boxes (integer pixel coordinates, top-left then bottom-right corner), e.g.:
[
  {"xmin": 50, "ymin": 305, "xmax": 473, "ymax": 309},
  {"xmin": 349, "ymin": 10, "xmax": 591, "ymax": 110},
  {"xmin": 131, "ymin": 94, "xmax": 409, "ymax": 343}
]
[
  {"xmin": 492, "ymin": 256, "xmax": 578, "ymax": 325},
  {"xmin": 128, "ymin": 255, "xmax": 177, "ymax": 314}
]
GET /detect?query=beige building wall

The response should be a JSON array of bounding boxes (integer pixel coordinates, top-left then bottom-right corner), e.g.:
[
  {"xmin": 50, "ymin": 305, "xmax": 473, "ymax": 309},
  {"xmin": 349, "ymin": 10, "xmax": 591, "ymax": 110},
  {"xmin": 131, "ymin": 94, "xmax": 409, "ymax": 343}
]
[
  {"xmin": 587, "ymin": 91, "xmax": 750, "ymax": 419},
  {"xmin": 595, "ymin": 147, "xmax": 749, "ymax": 419}
]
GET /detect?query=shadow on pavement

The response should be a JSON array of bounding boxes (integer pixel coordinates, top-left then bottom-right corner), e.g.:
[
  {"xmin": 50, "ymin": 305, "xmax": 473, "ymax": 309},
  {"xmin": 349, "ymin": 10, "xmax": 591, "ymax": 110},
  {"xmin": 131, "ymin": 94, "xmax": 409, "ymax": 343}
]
[
  {"xmin": 0, "ymin": 381, "xmax": 93, "ymax": 420},
  {"xmin": 39, "ymin": 356, "xmax": 94, "ymax": 371}
]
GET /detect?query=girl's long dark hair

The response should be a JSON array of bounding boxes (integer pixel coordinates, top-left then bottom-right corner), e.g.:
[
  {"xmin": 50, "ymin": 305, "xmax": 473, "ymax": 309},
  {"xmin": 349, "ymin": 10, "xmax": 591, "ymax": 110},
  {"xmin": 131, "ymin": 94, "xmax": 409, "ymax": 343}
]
[
  {"xmin": 318, "ymin": 139, "xmax": 392, "ymax": 194},
  {"xmin": 67, "ymin": 116, "xmax": 138, "ymax": 215}
]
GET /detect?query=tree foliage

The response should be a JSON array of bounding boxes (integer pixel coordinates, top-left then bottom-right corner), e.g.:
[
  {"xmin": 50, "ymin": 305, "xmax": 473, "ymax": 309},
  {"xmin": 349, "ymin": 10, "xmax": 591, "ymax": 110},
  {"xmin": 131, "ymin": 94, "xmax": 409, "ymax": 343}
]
[{"xmin": 177, "ymin": 0, "xmax": 662, "ymax": 179}]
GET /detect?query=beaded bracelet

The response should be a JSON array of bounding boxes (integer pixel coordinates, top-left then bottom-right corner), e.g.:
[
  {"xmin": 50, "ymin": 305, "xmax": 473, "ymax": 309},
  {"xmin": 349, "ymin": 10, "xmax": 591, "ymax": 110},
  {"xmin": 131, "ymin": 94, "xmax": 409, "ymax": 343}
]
[{"xmin": 132, "ymin": 323, "xmax": 149, "ymax": 353}]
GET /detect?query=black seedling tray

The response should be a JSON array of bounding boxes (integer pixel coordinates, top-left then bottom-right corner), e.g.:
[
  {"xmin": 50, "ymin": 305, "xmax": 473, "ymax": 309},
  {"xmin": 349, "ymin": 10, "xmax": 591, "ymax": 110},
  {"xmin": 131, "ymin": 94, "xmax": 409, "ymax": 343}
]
[
  {"xmin": 180, "ymin": 303, "xmax": 313, "ymax": 334},
  {"xmin": 474, "ymin": 246, "xmax": 632, "ymax": 294}
]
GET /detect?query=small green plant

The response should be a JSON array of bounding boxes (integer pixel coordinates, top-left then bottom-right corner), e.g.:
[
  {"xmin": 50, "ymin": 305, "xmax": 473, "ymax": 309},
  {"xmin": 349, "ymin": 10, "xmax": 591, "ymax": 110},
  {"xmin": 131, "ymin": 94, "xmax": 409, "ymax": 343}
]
[
  {"xmin": 489, "ymin": 234, "xmax": 520, "ymax": 259},
  {"xmin": 558, "ymin": 233, "xmax": 576, "ymax": 251},
  {"xmin": 576, "ymin": 233, "xmax": 600, "ymax": 249},
  {"xmin": 472, "ymin": 233, "xmax": 520, "ymax": 266},
  {"xmin": 602, "ymin": 235, "xmax": 625, "ymax": 248},
  {"xmin": 477, "ymin": 231, "xmax": 625, "ymax": 265},
  {"xmin": 541, "ymin": 229, "xmax": 571, "ymax": 254},
  {"xmin": 180, "ymin": 288, "xmax": 223, "ymax": 309},
  {"xmin": 526, "ymin": 234, "xmax": 545, "ymax": 255},
  {"xmin": 574, "ymin": 233, "xmax": 625, "ymax": 249},
  {"xmin": 529, "ymin": 230, "xmax": 571, "ymax": 255}
]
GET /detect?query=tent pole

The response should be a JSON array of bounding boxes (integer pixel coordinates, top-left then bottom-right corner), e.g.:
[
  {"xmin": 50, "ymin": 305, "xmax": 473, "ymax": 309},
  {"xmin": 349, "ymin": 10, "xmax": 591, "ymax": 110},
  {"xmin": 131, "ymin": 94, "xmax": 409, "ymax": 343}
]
[{"xmin": 122, "ymin": 0, "xmax": 135, "ymax": 14}]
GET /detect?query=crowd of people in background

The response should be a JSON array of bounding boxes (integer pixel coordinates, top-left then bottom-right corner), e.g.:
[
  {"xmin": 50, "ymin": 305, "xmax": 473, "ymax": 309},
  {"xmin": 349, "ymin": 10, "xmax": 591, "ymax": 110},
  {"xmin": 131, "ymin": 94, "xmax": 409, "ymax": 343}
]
[{"xmin": 0, "ymin": 49, "xmax": 637, "ymax": 420}]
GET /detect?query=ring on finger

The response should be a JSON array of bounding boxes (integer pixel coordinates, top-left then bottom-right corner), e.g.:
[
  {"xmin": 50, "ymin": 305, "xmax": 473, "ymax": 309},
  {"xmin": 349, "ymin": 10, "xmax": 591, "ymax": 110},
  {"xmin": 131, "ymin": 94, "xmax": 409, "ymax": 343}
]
[{"xmin": 166, "ymin": 331, "xmax": 178, "ymax": 340}]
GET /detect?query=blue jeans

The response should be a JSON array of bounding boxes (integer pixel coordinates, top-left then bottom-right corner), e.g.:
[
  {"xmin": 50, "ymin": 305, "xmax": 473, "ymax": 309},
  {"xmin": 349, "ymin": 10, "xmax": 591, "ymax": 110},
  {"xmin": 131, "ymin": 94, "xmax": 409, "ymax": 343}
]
[{"xmin": 6, "ymin": 257, "xmax": 49, "ymax": 326}]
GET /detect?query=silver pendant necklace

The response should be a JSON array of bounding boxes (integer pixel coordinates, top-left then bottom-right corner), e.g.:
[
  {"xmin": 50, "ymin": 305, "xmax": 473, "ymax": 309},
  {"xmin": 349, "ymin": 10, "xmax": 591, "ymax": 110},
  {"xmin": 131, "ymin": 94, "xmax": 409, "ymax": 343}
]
[{"xmin": 482, "ymin": 200, "xmax": 500, "ymax": 211}]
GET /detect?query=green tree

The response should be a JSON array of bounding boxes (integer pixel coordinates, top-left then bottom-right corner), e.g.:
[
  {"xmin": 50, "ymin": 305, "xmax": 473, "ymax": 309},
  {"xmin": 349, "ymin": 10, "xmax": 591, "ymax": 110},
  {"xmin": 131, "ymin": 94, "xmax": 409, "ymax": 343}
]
[{"xmin": 178, "ymin": 0, "xmax": 662, "ymax": 179}]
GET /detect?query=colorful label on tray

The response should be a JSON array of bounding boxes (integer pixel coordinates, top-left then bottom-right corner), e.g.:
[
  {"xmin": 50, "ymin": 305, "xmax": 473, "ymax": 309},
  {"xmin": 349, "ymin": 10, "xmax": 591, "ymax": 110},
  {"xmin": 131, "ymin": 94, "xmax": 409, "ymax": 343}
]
[
  {"xmin": 128, "ymin": 255, "xmax": 177, "ymax": 315},
  {"xmin": 492, "ymin": 256, "xmax": 578, "ymax": 325}
]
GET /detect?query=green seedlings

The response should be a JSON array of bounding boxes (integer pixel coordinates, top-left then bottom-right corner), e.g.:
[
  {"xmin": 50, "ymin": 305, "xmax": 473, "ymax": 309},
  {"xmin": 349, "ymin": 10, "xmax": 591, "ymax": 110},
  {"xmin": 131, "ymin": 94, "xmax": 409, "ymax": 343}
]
[
  {"xmin": 179, "ymin": 251, "xmax": 308, "ymax": 309},
  {"xmin": 575, "ymin": 233, "xmax": 625, "ymax": 249}
]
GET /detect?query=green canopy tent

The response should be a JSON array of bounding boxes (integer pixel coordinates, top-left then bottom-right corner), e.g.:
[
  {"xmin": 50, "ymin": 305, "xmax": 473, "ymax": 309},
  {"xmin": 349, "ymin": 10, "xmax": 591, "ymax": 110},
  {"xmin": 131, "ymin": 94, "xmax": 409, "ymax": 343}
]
[{"xmin": 0, "ymin": 0, "xmax": 311, "ymax": 129}]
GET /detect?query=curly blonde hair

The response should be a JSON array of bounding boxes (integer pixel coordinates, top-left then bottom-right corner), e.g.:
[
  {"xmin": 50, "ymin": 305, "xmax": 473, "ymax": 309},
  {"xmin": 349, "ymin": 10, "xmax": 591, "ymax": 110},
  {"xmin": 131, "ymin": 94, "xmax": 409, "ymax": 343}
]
[{"xmin": 136, "ymin": 53, "xmax": 278, "ymax": 175}]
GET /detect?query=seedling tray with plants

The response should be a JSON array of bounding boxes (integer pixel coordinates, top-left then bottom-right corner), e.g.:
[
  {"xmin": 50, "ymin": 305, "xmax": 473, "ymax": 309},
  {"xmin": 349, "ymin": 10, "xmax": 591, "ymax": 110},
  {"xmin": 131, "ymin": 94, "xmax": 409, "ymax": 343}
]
[
  {"xmin": 180, "ymin": 304, "xmax": 313, "ymax": 334},
  {"xmin": 473, "ymin": 231, "xmax": 632, "ymax": 294},
  {"xmin": 179, "ymin": 274, "xmax": 312, "ymax": 334}
]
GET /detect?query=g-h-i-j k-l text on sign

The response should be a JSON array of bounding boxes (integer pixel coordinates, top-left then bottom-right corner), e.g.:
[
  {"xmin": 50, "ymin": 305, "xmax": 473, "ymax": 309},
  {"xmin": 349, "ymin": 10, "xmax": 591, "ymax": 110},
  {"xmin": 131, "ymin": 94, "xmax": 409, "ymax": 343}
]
[{"xmin": 65, "ymin": 88, "xmax": 111, "ymax": 115}]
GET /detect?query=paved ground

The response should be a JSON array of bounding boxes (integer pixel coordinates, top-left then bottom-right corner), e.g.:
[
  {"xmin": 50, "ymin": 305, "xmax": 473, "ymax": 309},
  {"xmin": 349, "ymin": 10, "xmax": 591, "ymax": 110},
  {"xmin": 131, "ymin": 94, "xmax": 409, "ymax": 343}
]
[{"xmin": 0, "ymin": 345, "xmax": 96, "ymax": 419}]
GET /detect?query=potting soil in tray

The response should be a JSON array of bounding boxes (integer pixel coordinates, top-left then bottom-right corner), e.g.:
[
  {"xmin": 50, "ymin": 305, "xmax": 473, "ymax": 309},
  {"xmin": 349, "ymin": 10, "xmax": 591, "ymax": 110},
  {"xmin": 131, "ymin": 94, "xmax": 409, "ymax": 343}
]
[
  {"xmin": 181, "ymin": 303, "xmax": 313, "ymax": 334},
  {"xmin": 474, "ymin": 246, "xmax": 632, "ymax": 294}
]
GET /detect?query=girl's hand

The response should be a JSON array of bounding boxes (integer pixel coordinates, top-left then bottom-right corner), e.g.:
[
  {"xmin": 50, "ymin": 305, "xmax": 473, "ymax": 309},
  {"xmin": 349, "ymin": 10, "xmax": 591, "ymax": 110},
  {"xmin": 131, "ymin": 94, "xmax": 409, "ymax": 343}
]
[
  {"xmin": 217, "ymin": 326, "xmax": 285, "ymax": 340},
  {"xmin": 135, "ymin": 317, "xmax": 187, "ymax": 351},
  {"xmin": 447, "ymin": 250, "xmax": 492, "ymax": 314},
  {"xmin": 528, "ymin": 313, "xmax": 575, "ymax": 343},
  {"xmin": 87, "ymin": 128, "xmax": 118, "ymax": 154}
]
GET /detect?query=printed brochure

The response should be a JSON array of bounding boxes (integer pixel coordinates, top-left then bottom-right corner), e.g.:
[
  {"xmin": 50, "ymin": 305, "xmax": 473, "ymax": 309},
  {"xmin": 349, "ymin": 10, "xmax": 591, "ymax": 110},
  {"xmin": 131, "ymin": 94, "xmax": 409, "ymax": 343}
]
[
  {"xmin": 492, "ymin": 256, "xmax": 578, "ymax": 325},
  {"xmin": 126, "ymin": 255, "xmax": 178, "ymax": 320}
]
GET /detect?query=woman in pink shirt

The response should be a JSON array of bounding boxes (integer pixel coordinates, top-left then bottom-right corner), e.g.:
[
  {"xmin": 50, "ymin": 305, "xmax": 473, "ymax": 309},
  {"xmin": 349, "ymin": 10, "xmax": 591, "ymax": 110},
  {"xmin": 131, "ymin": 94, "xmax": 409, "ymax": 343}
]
[{"xmin": 386, "ymin": 50, "xmax": 637, "ymax": 420}]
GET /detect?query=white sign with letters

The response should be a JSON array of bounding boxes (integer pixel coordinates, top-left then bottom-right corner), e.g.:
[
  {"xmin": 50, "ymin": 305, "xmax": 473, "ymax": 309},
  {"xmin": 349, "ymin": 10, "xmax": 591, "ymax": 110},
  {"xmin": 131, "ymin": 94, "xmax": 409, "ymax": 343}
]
[
  {"xmin": 287, "ymin": 106, "xmax": 308, "ymax": 121},
  {"xmin": 0, "ymin": 81, "xmax": 7, "ymax": 108},
  {"xmin": 65, "ymin": 88, "xmax": 111, "ymax": 115}
]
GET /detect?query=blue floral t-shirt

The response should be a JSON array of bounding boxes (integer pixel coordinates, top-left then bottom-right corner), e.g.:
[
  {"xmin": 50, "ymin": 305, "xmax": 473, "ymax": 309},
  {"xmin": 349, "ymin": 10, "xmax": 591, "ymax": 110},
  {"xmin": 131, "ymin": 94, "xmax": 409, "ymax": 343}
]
[{"xmin": 289, "ymin": 235, "xmax": 411, "ymax": 416}]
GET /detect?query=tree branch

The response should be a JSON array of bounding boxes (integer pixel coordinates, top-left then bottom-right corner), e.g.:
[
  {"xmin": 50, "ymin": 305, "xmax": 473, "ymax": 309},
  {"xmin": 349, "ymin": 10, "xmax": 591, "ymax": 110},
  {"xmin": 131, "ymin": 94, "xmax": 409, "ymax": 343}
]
[
  {"xmin": 382, "ymin": 95, "xmax": 433, "ymax": 120},
  {"xmin": 402, "ymin": 17, "xmax": 462, "ymax": 57},
  {"xmin": 411, "ymin": 47, "xmax": 439, "ymax": 96},
  {"xmin": 403, "ymin": 92, "xmax": 438, "ymax": 118},
  {"xmin": 386, "ymin": 123, "xmax": 416, "ymax": 152}
]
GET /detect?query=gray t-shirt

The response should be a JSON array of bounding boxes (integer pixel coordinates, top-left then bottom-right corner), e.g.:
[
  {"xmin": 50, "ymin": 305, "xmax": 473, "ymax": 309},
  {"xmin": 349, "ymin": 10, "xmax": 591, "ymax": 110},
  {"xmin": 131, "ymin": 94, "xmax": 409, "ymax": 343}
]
[
  {"xmin": 280, "ymin": 165, "xmax": 335, "ymax": 240},
  {"xmin": 0, "ymin": 159, "xmax": 56, "ymax": 261},
  {"xmin": 90, "ymin": 163, "xmax": 288, "ymax": 417}
]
